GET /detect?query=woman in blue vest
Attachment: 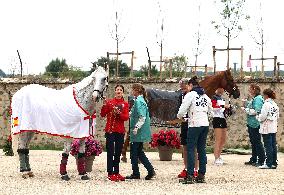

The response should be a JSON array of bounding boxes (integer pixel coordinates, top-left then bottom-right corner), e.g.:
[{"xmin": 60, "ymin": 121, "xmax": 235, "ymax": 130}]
[
  {"xmin": 242, "ymin": 84, "xmax": 265, "ymax": 166},
  {"xmin": 126, "ymin": 83, "xmax": 156, "ymax": 180}
]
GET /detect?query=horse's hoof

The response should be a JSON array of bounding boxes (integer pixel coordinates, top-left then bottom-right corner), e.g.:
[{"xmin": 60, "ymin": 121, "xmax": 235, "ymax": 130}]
[
  {"xmin": 80, "ymin": 174, "xmax": 90, "ymax": 180},
  {"xmin": 28, "ymin": 171, "xmax": 34, "ymax": 177},
  {"xmin": 22, "ymin": 173, "xmax": 29, "ymax": 179},
  {"xmin": 61, "ymin": 174, "xmax": 70, "ymax": 181}
]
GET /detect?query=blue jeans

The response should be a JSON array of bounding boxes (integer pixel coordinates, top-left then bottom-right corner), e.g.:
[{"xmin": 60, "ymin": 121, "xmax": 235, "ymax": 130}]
[
  {"xmin": 187, "ymin": 126, "xmax": 209, "ymax": 176},
  {"xmin": 262, "ymin": 133, "xmax": 277, "ymax": 167},
  {"xmin": 247, "ymin": 126, "xmax": 265, "ymax": 164},
  {"xmin": 130, "ymin": 142, "xmax": 154, "ymax": 176}
]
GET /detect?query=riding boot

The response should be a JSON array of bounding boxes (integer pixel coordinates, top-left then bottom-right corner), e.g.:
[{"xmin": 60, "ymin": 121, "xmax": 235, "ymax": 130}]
[
  {"xmin": 25, "ymin": 149, "xmax": 31, "ymax": 171},
  {"xmin": 17, "ymin": 149, "xmax": 27, "ymax": 172},
  {"xmin": 60, "ymin": 153, "xmax": 69, "ymax": 175},
  {"xmin": 77, "ymin": 153, "xmax": 89, "ymax": 180}
]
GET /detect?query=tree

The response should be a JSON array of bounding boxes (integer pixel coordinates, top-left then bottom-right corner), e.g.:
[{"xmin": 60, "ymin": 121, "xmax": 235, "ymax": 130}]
[
  {"xmin": 211, "ymin": 0, "xmax": 249, "ymax": 69},
  {"xmin": 248, "ymin": 1, "xmax": 266, "ymax": 77},
  {"xmin": 44, "ymin": 58, "xmax": 69, "ymax": 78},
  {"xmin": 134, "ymin": 64, "xmax": 159, "ymax": 77},
  {"xmin": 165, "ymin": 55, "xmax": 188, "ymax": 77},
  {"xmin": 92, "ymin": 56, "xmax": 130, "ymax": 77}
]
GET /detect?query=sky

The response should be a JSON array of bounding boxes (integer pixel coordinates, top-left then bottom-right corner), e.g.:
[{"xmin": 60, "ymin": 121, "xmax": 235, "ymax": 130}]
[{"xmin": 0, "ymin": 0, "xmax": 284, "ymax": 75}]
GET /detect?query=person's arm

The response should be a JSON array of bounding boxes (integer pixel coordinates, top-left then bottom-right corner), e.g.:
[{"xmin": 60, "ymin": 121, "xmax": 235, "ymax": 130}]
[
  {"xmin": 246, "ymin": 97, "xmax": 263, "ymax": 115},
  {"xmin": 257, "ymin": 103, "xmax": 269, "ymax": 122},
  {"xmin": 100, "ymin": 99, "xmax": 112, "ymax": 117},
  {"xmin": 177, "ymin": 92, "xmax": 194, "ymax": 119},
  {"xmin": 133, "ymin": 101, "xmax": 147, "ymax": 135},
  {"xmin": 118, "ymin": 102, "xmax": 130, "ymax": 121}
]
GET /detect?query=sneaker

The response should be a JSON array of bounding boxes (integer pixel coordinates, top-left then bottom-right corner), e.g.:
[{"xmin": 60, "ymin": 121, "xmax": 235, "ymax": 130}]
[
  {"xmin": 195, "ymin": 173, "xmax": 205, "ymax": 183},
  {"xmin": 116, "ymin": 173, "xmax": 125, "ymax": 181},
  {"xmin": 271, "ymin": 165, "xmax": 277, "ymax": 169},
  {"xmin": 108, "ymin": 174, "xmax": 118, "ymax": 181},
  {"xmin": 178, "ymin": 169, "xmax": 187, "ymax": 178},
  {"xmin": 181, "ymin": 175, "xmax": 195, "ymax": 184},
  {"xmin": 193, "ymin": 169, "xmax": 198, "ymax": 178},
  {"xmin": 244, "ymin": 161, "xmax": 256, "ymax": 166},
  {"xmin": 125, "ymin": 174, "xmax": 140, "ymax": 179},
  {"xmin": 214, "ymin": 158, "xmax": 223, "ymax": 166},
  {"xmin": 145, "ymin": 170, "xmax": 156, "ymax": 180},
  {"xmin": 258, "ymin": 164, "xmax": 273, "ymax": 169}
]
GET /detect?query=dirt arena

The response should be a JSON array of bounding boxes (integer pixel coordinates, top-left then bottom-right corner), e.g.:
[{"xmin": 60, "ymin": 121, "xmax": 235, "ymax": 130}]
[{"xmin": 0, "ymin": 150, "xmax": 283, "ymax": 195}]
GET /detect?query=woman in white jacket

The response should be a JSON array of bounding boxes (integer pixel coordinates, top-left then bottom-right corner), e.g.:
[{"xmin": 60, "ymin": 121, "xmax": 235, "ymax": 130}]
[
  {"xmin": 257, "ymin": 88, "xmax": 279, "ymax": 169},
  {"xmin": 177, "ymin": 77, "xmax": 213, "ymax": 184}
]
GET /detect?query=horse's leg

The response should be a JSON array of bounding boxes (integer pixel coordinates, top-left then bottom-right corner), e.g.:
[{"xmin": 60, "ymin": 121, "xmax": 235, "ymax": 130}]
[
  {"xmin": 77, "ymin": 139, "xmax": 89, "ymax": 180},
  {"xmin": 121, "ymin": 131, "xmax": 130, "ymax": 162},
  {"xmin": 18, "ymin": 131, "xmax": 35, "ymax": 178},
  {"xmin": 60, "ymin": 139, "xmax": 72, "ymax": 181}
]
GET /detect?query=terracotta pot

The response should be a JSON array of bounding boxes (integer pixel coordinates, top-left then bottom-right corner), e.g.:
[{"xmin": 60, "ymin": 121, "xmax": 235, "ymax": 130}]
[
  {"xmin": 157, "ymin": 145, "xmax": 173, "ymax": 161},
  {"xmin": 75, "ymin": 155, "xmax": 95, "ymax": 172}
]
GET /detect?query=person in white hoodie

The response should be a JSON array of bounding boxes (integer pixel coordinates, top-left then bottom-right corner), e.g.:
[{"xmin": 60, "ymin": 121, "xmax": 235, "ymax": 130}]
[
  {"xmin": 177, "ymin": 76, "xmax": 213, "ymax": 184},
  {"xmin": 257, "ymin": 88, "xmax": 279, "ymax": 169}
]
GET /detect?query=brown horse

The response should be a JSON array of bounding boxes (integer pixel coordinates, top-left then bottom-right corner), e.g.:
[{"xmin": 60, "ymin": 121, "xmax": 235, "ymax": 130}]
[
  {"xmin": 121, "ymin": 69, "xmax": 240, "ymax": 162},
  {"xmin": 200, "ymin": 69, "xmax": 240, "ymax": 99}
]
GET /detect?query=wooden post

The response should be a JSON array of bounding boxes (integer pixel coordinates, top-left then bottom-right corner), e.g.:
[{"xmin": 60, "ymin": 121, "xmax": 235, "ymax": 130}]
[
  {"xmin": 277, "ymin": 62, "xmax": 280, "ymax": 80},
  {"xmin": 146, "ymin": 47, "xmax": 151, "ymax": 78},
  {"xmin": 273, "ymin": 56, "xmax": 277, "ymax": 78},
  {"xmin": 17, "ymin": 50, "xmax": 23, "ymax": 77},
  {"xmin": 240, "ymin": 46, "xmax": 244, "ymax": 79},
  {"xmin": 106, "ymin": 52, "xmax": 110, "ymax": 77},
  {"xmin": 213, "ymin": 46, "xmax": 216, "ymax": 74},
  {"xmin": 130, "ymin": 51, "xmax": 134, "ymax": 78},
  {"xmin": 169, "ymin": 59, "xmax": 173, "ymax": 79},
  {"xmin": 159, "ymin": 42, "xmax": 163, "ymax": 80},
  {"xmin": 205, "ymin": 64, "xmax": 208, "ymax": 76}
]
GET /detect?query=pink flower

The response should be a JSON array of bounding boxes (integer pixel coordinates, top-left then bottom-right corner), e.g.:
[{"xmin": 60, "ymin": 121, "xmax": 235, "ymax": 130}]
[{"xmin": 70, "ymin": 136, "xmax": 103, "ymax": 157}]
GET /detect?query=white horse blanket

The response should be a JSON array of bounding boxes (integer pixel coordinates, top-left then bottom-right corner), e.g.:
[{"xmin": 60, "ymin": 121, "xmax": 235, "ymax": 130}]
[{"xmin": 11, "ymin": 84, "xmax": 95, "ymax": 138}]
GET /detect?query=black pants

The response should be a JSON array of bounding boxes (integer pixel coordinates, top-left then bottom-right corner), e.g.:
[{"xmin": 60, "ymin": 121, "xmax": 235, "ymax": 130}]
[{"xmin": 105, "ymin": 132, "xmax": 125, "ymax": 174}]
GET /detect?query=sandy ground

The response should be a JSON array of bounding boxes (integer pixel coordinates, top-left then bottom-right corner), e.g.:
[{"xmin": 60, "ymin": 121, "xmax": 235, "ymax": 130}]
[{"xmin": 0, "ymin": 150, "xmax": 283, "ymax": 195}]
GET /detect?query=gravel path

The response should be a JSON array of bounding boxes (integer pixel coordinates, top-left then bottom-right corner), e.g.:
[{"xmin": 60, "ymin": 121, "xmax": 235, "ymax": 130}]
[{"xmin": 1, "ymin": 150, "xmax": 283, "ymax": 195}]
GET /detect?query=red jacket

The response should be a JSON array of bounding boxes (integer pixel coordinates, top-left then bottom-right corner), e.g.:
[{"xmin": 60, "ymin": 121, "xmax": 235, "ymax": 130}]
[{"xmin": 100, "ymin": 98, "xmax": 129, "ymax": 134}]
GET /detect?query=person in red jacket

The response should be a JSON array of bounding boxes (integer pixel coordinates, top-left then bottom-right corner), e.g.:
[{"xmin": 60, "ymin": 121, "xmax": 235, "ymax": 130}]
[{"xmin": 100, "ymin": 84, "xmax": 129, "ymax": 181}]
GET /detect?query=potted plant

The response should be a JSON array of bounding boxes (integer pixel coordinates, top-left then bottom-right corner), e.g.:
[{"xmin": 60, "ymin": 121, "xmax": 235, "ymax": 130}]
[
  {"xmin": 70, "ymin": 136, "xmax": 103, "ymax": 172},
  {"xmin": 150, "ymin": 129, "xmax": 181, "ymax": 161}
]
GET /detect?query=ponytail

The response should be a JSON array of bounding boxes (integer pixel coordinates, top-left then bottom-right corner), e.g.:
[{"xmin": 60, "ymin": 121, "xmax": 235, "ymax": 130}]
[
  {"xmin": 132, "ymin": 83, "xmax": 147, "ymax": 102},
  {"xmin": 263, "ymin": 88, "xmax": 276, "ymax": 99}
]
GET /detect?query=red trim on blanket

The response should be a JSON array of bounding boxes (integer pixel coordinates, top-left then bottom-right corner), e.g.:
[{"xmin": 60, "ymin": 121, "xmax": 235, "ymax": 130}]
[
  {"xmin": 13, "ymin": 130, "xmax": 90, "ymax": 139},
  {"xmin": 72, "ymin": 87, "xmax": 96, "ymax": 136}
]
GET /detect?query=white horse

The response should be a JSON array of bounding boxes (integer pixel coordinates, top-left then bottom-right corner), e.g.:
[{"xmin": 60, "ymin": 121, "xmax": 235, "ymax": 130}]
[{"xmin": 11, "ymin": 65, "xmax": 108, "ymax": 180}]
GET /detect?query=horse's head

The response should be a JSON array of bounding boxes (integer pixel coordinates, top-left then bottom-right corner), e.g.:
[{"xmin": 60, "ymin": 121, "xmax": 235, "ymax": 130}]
[
  {"xmin": 220, "ymin": 69, "xmax": 240, "ymax": 99},
  {"xmin": 90, "ymin": 66, "xmax": 108, "ymax": 102}
]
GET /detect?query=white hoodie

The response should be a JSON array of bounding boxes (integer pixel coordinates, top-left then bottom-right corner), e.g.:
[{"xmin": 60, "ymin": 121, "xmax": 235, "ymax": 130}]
[
  {"xmin": 257, "ymin": 98, "xmax": 279, "ymax": 134},
  {"xmin": 177, "ymin": 90, "xmax": 213, "ymax": 127}
]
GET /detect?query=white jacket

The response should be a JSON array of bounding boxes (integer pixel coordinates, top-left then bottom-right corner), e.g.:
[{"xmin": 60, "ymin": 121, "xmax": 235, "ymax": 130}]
[
  {"xmin": 257, "ymin": 98, "xmax": 279, "ymax": 134},
  {"xmin": 177, "ymin": 91, "xmax": 213, "ymax": 127}
]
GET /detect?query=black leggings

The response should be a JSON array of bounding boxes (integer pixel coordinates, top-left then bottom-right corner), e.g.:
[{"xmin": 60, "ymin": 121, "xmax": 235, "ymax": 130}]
[{"xmin": 105, "ymin": 132, "xmax": 125, "ymax": 174}]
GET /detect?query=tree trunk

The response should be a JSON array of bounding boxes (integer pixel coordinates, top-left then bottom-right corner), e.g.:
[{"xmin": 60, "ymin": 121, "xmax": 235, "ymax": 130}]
[{"xmin": 227, "ymin": 28, "xmax": 230, "ymax": 70}]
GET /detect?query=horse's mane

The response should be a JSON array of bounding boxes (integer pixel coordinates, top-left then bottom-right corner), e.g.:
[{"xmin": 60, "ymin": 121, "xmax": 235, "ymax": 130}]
[{"xmin": 73, "ymin": 67, "xmax": 104, "ymax": 90}]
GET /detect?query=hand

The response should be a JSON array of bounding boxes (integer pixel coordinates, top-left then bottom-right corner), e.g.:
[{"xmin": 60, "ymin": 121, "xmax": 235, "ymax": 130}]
[
  {"xmin": 224, "ymin": 105, "xmax": 230, "ymax": 109},
  {"xmin": 113, "ymin": 107, "xmax": 121, "ymax": 115},
  {"xmin": 133, "ymin": 128, "xmax": 138, "ymax": 135}
]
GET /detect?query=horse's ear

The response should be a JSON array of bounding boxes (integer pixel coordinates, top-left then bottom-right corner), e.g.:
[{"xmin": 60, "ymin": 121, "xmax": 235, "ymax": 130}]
[{"xmin": 91, "ymin": 62, "xmax": 97, "ymax": 69}]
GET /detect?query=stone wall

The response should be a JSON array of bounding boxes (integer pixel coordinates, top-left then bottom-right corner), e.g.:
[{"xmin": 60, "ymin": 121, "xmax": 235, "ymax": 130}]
[{"xmin": 0, "ymin": 78, "xmax": 283, "ymax": 150}]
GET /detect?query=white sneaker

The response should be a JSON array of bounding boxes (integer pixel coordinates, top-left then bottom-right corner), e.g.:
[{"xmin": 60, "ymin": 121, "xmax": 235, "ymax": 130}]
[
  {"xmin": 213, "ymin": 158, "xmax": 223, "ymax": 166},
  {"xmin": 258, "ymin": 164, "xmax": 272, "ymax": 169}
]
